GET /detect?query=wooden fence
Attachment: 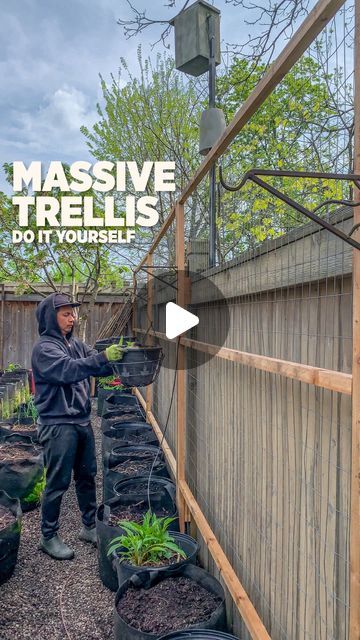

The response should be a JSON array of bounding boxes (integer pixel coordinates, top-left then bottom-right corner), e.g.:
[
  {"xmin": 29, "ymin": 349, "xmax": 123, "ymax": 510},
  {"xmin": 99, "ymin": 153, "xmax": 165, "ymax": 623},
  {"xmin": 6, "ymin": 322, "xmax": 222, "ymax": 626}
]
[
  {"xmin": 134, "ymin": 206, "xmax": 353, "ymax": 639},
  {"xmin": 0, "ymin": 286, "xmax": 126, "ymax": 368}
]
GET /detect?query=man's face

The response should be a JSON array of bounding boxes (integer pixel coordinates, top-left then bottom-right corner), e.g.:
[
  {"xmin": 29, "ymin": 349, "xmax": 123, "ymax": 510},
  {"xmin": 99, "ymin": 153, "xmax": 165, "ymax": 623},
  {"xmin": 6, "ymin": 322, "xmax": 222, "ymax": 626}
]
[{"xmin": 56, "ymin": 305, "xmax": 76, "ymax": 336}]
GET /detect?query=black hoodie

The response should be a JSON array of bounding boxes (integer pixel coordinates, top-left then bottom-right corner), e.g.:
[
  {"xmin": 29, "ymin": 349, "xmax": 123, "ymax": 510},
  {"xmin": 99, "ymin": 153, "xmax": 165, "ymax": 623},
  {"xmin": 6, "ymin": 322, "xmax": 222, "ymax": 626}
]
[{"xmin": 31, "ymin": 293, "xmax": 112, "ymax": 425}]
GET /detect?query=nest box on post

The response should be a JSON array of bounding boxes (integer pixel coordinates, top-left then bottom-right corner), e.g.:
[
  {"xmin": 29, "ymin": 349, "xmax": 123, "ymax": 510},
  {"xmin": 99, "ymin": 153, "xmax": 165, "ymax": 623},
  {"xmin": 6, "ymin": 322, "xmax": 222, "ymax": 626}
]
[{"xmin": 170, "ymin": 0, "xmax": 221, "ymax": 77}]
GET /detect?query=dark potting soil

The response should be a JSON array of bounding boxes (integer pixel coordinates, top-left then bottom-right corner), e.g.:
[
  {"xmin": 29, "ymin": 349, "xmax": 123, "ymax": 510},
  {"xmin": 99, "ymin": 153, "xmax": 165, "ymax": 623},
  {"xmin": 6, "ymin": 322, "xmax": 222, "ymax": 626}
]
[
  {"xmin": 0, "ymin": 445, "xmax": 30, "ymax": 462},
  {"xmin": 11, "ymin": 423, "xmax": 36, "ymax": 432},
  {"xmin": 109, "ymin": 502, "xmax": 171, "ymax": 526},
  {"xmin": 119, "ymin": 481, "xmax": 165, "ymax": 495},
  {"xmin": 117, "ymin": 576, "xmax": 222, "ymax": 634},
  {"xmin": 113, "ymin": 459, "xmax": 159, "ymax": 477},
  {"xmin": 117, "ymin": 433, "xmax": 154, "ymax": 444},
  {"xmin": 116, "ymin": 551, "xmax": 180, "ymax": 569},
  {"xmin": 107, "ymin": 413, "xmax": 141, "ymax": 424},
  {"xmin": 0, "ymin": 505, "xmax": 16, "ymax": 530}
]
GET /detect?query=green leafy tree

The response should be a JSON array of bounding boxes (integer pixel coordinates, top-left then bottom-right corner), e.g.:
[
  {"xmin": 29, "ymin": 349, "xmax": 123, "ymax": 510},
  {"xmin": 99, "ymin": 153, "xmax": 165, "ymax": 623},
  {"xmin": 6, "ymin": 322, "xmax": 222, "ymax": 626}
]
[
  {"xmin": 215, "ymin": 56, "xmax": 349, "ymax": 260},
  {"xmin": 0, "ymin": 164, "xmax": 130, "ymax": 337},
  {"xmin": 82, "ymin": 49, "xmax": 209, "ymax": 264}
]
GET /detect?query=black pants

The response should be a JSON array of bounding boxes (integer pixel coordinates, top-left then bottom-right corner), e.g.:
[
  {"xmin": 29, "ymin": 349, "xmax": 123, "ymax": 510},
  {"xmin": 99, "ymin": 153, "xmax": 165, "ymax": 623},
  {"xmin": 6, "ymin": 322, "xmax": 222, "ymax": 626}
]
[{"xmin": 39, "ymin": 423, "xmax": 97, "ymax": 539}]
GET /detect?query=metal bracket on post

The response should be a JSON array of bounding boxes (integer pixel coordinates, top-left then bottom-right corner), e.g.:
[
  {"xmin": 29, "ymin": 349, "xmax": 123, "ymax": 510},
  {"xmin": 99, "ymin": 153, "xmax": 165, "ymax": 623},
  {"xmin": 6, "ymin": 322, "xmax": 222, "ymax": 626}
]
[{"xmin": 219, "ymin": 167, "xmax": 360, "ymax": 250}]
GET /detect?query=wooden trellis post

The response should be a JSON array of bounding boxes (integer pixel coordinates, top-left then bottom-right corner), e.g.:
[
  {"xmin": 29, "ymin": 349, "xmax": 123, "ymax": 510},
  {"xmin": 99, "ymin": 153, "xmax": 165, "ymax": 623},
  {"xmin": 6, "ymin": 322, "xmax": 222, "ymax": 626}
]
[
  {"xmin": 350, "ymin": 1, "xmax": 360, "ymax": 637},
  {"xmin": 132, "ymin": 271, "xmax": 136, "ymax": 336},
  {"xmin": 175, "ymin": 202, "xmax": 187, "ymax": 532}
]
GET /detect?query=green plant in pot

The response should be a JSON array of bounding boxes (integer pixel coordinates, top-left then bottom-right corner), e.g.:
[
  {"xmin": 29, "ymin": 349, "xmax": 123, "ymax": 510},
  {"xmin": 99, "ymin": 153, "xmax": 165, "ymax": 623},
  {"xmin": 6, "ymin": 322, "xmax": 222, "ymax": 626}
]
[
  {"xmin": 107, "ymin": 511, "xmax": 186, "ymax": 567},
  {"xmin": 98, "ymin": 375, "xmax": 124, "ymax": 391},
  {"xmin": 18, "ymin": 396, "xmax": 38, "ymax": 422},
  {"xmin": 4, "ymin": 363, "xmax": 21, "ymax": 373}
]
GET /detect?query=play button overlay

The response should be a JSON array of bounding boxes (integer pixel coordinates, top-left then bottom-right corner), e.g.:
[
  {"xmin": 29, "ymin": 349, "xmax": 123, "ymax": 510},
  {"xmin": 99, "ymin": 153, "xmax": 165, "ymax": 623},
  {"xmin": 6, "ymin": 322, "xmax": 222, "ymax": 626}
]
[
  {"xmin": 135, "ymin": 268, "xmax": 229, "ymax": 372},
  {"xmin": 166, "ymin": 302, "xmax": 199, "ymax": 339}
]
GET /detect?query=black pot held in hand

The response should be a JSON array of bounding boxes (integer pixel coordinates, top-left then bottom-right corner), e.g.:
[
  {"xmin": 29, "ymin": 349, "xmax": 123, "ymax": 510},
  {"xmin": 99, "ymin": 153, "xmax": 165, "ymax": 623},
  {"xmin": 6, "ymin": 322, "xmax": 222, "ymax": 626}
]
[{"xmin": 110, "ymin": 346, "xmax": 164, "ymax": 388}]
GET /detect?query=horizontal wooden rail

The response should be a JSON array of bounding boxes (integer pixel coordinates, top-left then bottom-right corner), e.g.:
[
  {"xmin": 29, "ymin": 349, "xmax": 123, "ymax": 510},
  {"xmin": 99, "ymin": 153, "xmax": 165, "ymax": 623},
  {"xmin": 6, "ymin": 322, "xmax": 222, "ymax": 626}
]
[
  {"xmin": 134, "ymin": 328, "xmax": 352, "ymax": 395},
  {"xmin": 133, "ymin": 387, "xmax": 177, "ymax": 477},
  {"xmin": 179, "ymin": 479, "xmax": 271, "ymax": 640}
]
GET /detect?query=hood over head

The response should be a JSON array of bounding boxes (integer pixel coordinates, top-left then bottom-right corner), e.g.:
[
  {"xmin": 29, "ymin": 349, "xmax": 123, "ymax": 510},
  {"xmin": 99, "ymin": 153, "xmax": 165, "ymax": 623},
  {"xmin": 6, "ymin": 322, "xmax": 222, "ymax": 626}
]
[{"xmin": 36, "ymin": 293, "xmax": 78, "ymax": 338}]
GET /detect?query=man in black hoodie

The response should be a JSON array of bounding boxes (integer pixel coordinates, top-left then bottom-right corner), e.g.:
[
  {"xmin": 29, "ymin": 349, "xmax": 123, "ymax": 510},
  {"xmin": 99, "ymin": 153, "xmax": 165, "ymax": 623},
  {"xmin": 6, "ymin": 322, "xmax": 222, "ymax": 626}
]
[{"xmin": 31, "ymin": 292, "xmax": 123, "ymax": 560}]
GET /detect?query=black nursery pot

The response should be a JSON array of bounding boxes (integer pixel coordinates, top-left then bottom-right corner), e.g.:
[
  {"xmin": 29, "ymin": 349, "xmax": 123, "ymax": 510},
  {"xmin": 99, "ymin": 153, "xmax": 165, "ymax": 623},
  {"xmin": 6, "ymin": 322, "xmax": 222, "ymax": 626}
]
[
  {"xmin": 97, "ymin": 388, "xmax": 132, "ymax": 417},
  {"xmin": 114, "ymin": 564, "xmax": 227, "ymax": 640},
  {"xmin": 10, "ymin": 420, "xmax": 38, "ymax": 444},
  {"xmin": 0, "ymin": 490, "xmax": 22, "ymax": 586},
  {"xmin": 101, "ymin": 409, "xmax": 146, "ymax": 433},
  {"xmin": 114, "ymin": 476, "xmax": 176, "ymax": 500},
  {"xmin": 102, "ymin": 424, "xmax": 158, "ymax": 457},
  {"xmin": 96, "ymin": 487, "xmax": 178, "ymax": 592},
  {"xmin": 103, "ymin": 445, "xmax": 169, "ymax": 502},
  {"xmin": 104, "ymin": 393, "xmax": 142, "ymax": 412},
  {"xmin": 0, "ymin": 438, "xmax": 44, "ymax": 512},
  {"xmin": 158, "ymin": 631, "xmax": 239, "ymax": 640},
  {"xmin": 111, "ymin": 346, "xmax": 164, "ymax": 388},
  {"xmin": 113, "ymin": 531, "xmax": 199, "ymax": 587}
]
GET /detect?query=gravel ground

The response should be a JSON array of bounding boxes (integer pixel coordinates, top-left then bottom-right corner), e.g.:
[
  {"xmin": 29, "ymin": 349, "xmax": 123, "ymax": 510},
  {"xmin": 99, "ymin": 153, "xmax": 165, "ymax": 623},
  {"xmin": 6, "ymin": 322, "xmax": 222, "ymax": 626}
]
[{"xmin": 0, "ymin": 402, "xmax": 114, "ymax": 640}]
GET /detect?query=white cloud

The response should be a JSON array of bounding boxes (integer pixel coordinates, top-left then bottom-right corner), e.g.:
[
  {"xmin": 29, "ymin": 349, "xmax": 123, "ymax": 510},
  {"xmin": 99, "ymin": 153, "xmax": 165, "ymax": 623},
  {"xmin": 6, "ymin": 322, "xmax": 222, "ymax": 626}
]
[{"xmin": 6, "ymin": 85, "xmax": 97, "ymax": 156}]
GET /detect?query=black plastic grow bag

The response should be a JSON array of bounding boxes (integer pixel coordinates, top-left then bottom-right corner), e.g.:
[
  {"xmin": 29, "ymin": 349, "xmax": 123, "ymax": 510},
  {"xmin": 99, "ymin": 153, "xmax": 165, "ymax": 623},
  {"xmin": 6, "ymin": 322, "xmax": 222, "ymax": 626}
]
[
  {"xmin": 97, "ymin": 389, "xmax": 133, "ymax": 417},
  {"xmin": 101, "ymin": 410, "xmax": 146, "ymax": 433},
  {"xmin": 0, "ymin": 439, "xmax": 44, "ymax": 511},
  {"xmin": 114, "ymin": 476, "xmax": 176, "ymax": 500},
  {"xmin": 96, "ymin": 488, "xmax": 178, "ymax": 591},
  {"xmin": 111, "ymin": 347, "xmax": 164, "ymax": 388},
  {"xmin": 102, "ymin": 424, "xmax": 158, "ymax": 457},
  {"xmin": 103, "ymin": 445, "xmax": 168, "ymax": 502},
  {"xmin": 114, "ymin": 564, "xmax": 227, "ymax": 640},
  {"xmin": 158, "ymin": 631, "xmax": 239, "ymax": 640},
  {"xmin": 104, "ymin": 393, "xmax": 143, "ymax": 413},
  {"xmin": 0, "ymin": 490, "xmax": 22, "ymax": 586},
  {"xmin": 8, "ymin": 420, "xmax": 38, "ymax": 444},
  {"xmin": 113, "ymin": 531, "xmax": 199, "ymax": 586}
]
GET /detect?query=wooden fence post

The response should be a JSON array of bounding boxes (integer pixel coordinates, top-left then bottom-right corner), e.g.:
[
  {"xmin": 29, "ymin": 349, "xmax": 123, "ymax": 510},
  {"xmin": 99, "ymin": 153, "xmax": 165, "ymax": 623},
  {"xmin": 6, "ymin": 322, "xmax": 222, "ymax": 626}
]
[
  {"xmin": 175, "ymin": 203, "xmax": 188, "ymax": 532},
  {"xmin": 350, "ymin": 1, "xmax": 360, "ymax": 637}
]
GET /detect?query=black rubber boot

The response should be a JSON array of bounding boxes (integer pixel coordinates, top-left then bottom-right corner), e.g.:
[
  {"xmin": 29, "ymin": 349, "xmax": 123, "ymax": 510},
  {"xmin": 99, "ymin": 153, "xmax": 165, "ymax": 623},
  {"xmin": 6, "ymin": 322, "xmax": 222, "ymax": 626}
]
[
  {"xmin": 78, "ymin": 526, "xmax": 97, "ymax": 545},
  {"xmin": 39, "ymin": 534, "xmax": 75, "ymax": 560}
]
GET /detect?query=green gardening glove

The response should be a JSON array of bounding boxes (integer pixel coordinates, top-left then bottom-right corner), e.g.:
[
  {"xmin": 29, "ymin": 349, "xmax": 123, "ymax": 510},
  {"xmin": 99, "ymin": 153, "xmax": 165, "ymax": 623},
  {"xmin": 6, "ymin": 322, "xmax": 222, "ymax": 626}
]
[{"xmin": 105, "ymin": 344, "xmax": 124, "ymax": 362}]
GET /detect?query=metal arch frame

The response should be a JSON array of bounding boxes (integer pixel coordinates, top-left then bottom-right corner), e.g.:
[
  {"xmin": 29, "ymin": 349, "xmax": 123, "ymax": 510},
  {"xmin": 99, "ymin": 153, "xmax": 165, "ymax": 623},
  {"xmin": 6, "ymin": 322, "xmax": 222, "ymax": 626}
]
[{"xmin": 219, "ymin": 167, "xmax": 360, "ymax": 250}]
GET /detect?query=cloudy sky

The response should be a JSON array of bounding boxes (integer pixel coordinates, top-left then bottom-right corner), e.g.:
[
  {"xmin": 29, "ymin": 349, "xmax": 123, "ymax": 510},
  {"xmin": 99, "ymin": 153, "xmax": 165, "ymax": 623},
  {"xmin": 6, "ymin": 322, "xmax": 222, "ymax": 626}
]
[{"xmin": 0, "ymin": 0, "xmax": 310, "ymax": 194}]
